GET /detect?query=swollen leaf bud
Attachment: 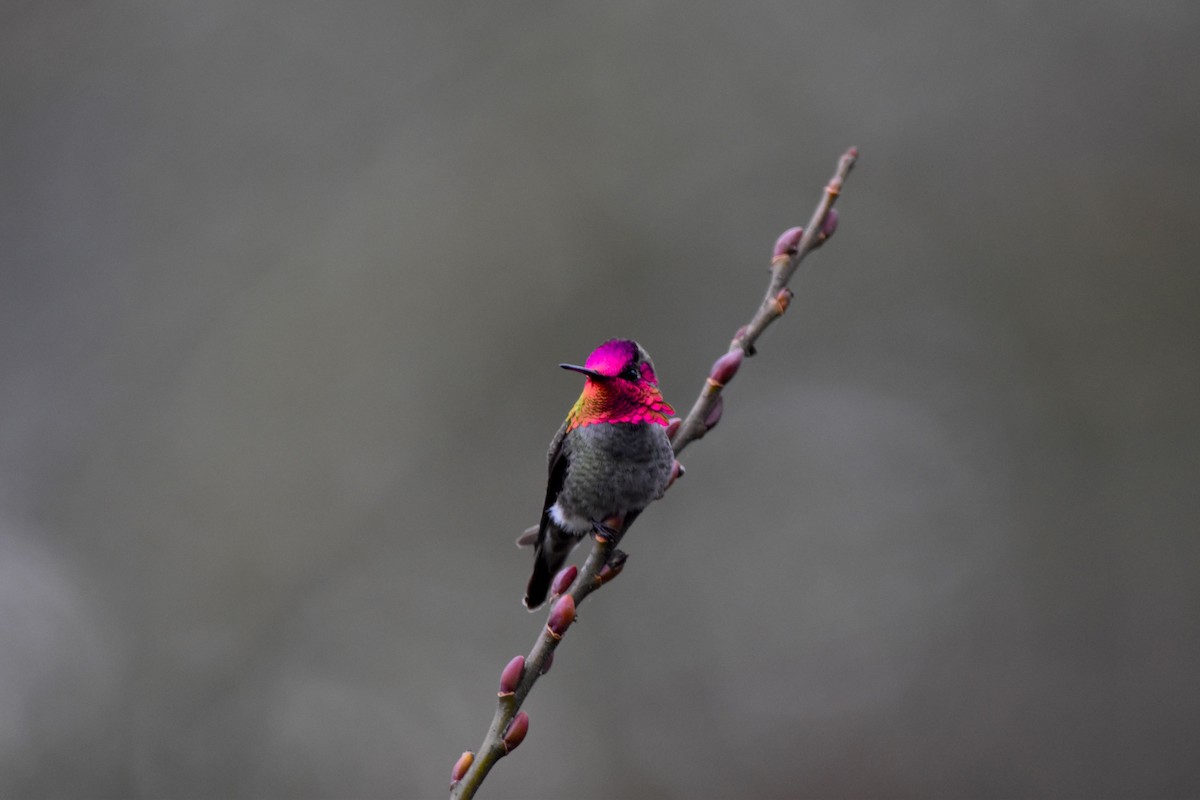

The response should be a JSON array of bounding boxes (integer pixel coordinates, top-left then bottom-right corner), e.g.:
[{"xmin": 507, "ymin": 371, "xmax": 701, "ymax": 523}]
[
  {"xmin": 708, "ymin": 348, "xmax": 744, "ymax": 387},
  {"xmin": 550, "ymin": 565, "xmax": 577, "ymax": 598},
  {"xmin": 666, "ymin": 417, "xmax": 683, "ymax": 440},
  {"xmin": 503, "ymin": 712, "xmax": 529, "ymax": 753},
  {"xmin": 821, "ymin": 207, "xmax": 839, "ymax": 239},
  {"xmin": 546, "ymin": 594, "xmax": 576, "ymax": 639},
  {"xmin": 773, "ymin": 226, "xmax": 804, "ymax": 260},
  {"xmin": 812, "ymin": 208, "xmax": 839, "ymax": 249},
  {"xmin": 596, "ymin": 549, "xmax": 628, "ymax": 587},
  {"xmin": 451, "ymin": 751, "xmax": 474, "ymax": 785},
  {"xmin": 703, "ymin": 395, "xmax": 724, "ymax": 431},
  {"xmin": 498, "ymin": 655, "xmax": 525, "ymax": 697}
]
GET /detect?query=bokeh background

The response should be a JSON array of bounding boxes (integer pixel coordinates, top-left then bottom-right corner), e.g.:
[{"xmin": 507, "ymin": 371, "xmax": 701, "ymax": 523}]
[{"xmin": 3, "ymin": 2, "xmax": 1198, "ymax": 798}]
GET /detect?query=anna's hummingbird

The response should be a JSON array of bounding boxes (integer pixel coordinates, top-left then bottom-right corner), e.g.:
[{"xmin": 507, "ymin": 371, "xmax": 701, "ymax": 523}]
[{"xmin": 520, "ymin": 339, "xmax": 676, "ymax": 609}]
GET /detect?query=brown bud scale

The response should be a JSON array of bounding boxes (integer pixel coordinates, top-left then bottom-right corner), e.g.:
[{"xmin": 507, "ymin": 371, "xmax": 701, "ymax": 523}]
[{"xmin": 771, "ymin": 288, "xmax": 793, "ymax": 316}]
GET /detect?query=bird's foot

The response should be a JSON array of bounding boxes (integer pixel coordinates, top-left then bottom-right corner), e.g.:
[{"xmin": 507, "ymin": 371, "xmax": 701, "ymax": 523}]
[{"xmin": 591, "ymin": 515, "xmax": 624, "ymax": 544}]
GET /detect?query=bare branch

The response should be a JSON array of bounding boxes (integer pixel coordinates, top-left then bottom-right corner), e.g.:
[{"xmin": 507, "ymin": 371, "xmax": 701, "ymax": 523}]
[
  {"xmin": 672, "ymin": 146, "xmax": 857, "ymax": 456},
  {"xmin": 448, "ymin": 147, "xmax": 858, "ymax": 799}
]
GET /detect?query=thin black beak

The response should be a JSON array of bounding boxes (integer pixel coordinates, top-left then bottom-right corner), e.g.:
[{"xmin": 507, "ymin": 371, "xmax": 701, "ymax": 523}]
[{"xmin": 560, "ymin": 363, "xmax": 606, "ymax": 380}]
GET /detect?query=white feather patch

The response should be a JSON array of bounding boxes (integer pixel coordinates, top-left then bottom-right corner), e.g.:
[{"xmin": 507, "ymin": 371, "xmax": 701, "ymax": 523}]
[{"xmin": 548, "ymin": 502, "xmax": 591, "ymax": 534}]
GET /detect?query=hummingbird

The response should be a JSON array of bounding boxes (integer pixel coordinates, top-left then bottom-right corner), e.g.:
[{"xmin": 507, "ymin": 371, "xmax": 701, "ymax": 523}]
[{"xmin": 519, "ymin": 339, "xmax": 676, "ymax": 609}]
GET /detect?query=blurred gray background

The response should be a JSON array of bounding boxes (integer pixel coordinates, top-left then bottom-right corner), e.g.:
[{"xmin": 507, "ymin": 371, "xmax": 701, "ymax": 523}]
[{"xmin": 2, "ymin": 1, "xmax": 1198, "ymax": 798}]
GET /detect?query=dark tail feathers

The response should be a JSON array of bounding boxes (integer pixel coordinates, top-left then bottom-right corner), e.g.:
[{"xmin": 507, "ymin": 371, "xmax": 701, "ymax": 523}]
[{"xmin": 523, "ymin": 524, "xmax": 576, "ymax": 609}]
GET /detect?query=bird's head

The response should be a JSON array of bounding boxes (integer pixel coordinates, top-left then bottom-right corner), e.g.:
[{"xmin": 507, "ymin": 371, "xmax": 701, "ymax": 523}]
[
  {"xmin": 559, "ymin": 338, "xmax": 661, "ymax": 387},
  {"xmin": 561, "ymin": 339, "xmax": 673, "ymax": 428}
]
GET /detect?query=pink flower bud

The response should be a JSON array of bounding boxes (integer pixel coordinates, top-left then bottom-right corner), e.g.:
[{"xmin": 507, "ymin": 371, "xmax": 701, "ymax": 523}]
[
  {"xmin": 502, "ymin": 712, "xmax": 529, "ymax": 753},
  {"xmin": 820, "ymin": 208, "xmax": 839, "ymax": 240},
  {"xmin": 703, "ymin": 395, "xmax": 724, "ymax": 431},
  {"xmin": 450, "ymin": 751, "xmax": 474, "ymax": 785},
  {"xmin": 810, "ymin": 208, "xmax": 839, "ymax": 250},
  {"xmin": 773, "ymin": 226, "xmax": 804, "ymax": 259},
  {"xmin": 498, "ymin": 655, "xmax": 525, "ymax": 697},
  {"xmin": 666, "ymin": 417, "xmax": 683, "ymax": 440},
  {"xmin": 550, "ymin": 565, "xmax": 577, "ymax": 598},
  {"xmin": 596, "ymin": 550, "xmax": 628, "ymax": 587},
  {"xmin": 546, "ymin": 594, "xmax": 575, "ymax": 639},
  {"xmin": 708, "ymin": 348, "xmax": 744, "ymax": 387}
]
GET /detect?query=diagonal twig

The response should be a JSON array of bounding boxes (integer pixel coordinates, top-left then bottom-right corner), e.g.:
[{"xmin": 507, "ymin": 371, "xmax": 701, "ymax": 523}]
[{"xmin": 448, "ymin": 147, "xmax": 858, "ymax": 800}]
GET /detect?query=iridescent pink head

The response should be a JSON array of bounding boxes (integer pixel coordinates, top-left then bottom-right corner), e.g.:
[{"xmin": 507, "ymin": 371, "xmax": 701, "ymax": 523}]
[
  {"xmin": 561, "ymin": 339, "xmax": 661, "ymax": 386},
  {"xmin": 561, "ymin": 339, "xmax": 673, "ymax": 428}
]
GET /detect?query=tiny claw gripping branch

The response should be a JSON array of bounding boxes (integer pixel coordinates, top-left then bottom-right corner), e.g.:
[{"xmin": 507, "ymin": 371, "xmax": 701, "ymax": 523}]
[{"xmin": 448, "ymin": 148, "xmax": 856, "ymax": 800}]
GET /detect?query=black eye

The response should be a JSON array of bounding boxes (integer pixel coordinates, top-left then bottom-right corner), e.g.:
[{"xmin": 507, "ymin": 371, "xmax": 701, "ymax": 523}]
[{"xmin": 622, "ymin": 364, "xmax": 640, "ymax": 381}]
